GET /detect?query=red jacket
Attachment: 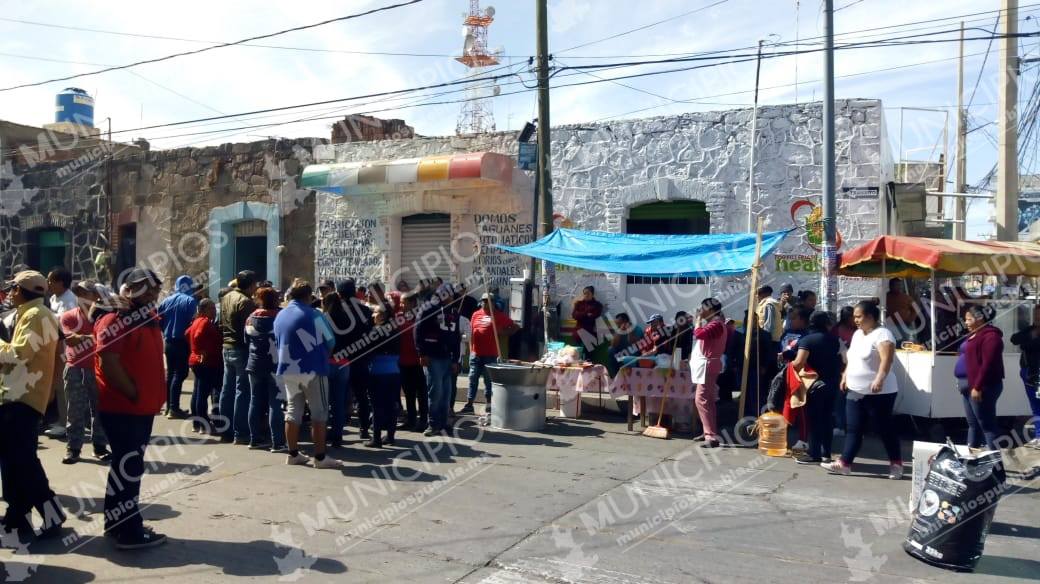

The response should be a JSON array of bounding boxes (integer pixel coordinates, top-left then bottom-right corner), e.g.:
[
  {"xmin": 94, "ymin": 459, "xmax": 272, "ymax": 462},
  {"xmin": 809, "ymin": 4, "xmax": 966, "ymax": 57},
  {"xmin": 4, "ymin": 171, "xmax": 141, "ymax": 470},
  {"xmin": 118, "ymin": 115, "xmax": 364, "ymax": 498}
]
[
  {"xmin": 398, "ymin": 315, "xmax": 420, "ymax": 366},
  {"xmin": 965, "ymin": 324, "xmax": 1005, "ymax": 392},
  {"xmin": 186, "ymin": 316, "xmax": 222, "ymax": 368}
]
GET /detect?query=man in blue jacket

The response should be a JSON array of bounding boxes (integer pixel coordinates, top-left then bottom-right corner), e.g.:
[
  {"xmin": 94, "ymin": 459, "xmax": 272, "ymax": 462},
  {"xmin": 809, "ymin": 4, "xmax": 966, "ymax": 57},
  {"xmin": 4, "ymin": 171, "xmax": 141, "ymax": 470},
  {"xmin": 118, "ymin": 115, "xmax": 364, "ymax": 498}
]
[
  {"xmin": 158, "ymin": 275, "xmax": 197, "ymax": 418},
  {"xmin": 414, "ymin": 283, "xmax": 461, "ymax": 436},
  {"xmin": 273, "ymin": 280, "xmax": 338, "ymax": 469}
]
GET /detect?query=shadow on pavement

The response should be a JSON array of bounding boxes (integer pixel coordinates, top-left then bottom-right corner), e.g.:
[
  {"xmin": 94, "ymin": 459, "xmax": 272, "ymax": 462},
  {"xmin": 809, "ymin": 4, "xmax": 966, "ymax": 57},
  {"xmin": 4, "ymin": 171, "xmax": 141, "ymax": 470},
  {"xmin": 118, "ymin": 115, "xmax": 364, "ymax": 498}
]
[
  {"xmin": 55, "ymin": 495, "xmax": 180, "ymax": 523},
  {"xmin": 973, "ymin": 555, "xmax": 1040, "ymax": 579},
  {"xmin": 989, "ymin": 521, "xmax": 1040, "ymax": 539},
  {"xmin": 0, "ymin": 562, "xmax": 95, "ymax": 583},
  {"xmin": 57, "ymin": 535, "xmax": 347, "ymax": 578}
]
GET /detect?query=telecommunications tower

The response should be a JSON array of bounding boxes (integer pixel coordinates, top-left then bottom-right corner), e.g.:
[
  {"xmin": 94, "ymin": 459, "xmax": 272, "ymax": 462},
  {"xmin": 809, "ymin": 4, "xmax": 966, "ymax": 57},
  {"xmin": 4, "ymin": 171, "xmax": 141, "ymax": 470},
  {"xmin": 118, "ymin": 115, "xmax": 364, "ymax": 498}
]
[{"xmin": 456, "ymin": 0, "xmax": 501, "ymax": 135}]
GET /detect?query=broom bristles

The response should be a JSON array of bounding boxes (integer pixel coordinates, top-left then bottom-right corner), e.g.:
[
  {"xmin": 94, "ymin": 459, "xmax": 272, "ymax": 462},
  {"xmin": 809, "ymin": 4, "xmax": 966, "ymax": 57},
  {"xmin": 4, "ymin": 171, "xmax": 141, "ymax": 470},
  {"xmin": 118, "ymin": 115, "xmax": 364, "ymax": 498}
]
[{"xmin": 642, "ymin": 425, "xmax": 670, "ymax": 439}]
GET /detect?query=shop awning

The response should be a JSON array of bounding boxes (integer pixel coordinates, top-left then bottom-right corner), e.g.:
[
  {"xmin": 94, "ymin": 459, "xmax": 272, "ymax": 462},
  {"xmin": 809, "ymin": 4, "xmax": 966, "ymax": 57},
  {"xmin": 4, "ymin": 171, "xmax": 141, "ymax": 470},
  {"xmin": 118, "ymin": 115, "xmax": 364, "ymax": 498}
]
[
  {"xmin": 838, "ymin": 235, "xmax": 1040, "ymax": 278},
  {"xmin": 493, "ymin": 228, "xmax": 790, "ymax": 277},
  {"xmin": 301, "ymin": 152, "xmax": 513, "ymax": 195}
]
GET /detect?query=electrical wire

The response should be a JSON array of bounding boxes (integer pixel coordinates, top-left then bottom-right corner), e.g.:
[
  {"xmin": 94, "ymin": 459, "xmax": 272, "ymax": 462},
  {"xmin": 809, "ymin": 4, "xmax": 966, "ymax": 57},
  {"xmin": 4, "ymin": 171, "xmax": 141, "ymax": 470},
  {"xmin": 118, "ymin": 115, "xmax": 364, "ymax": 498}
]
[
  {"xmin": 556, "ymin": 0, "xmax": 731, "ymax": 54},
  {"xmin": 0, "ymin": 15, "xmax": 530, "ymax": 59},
  {"xmin": 0, "ymin": 0, "xmax": 427, "ymax": 92}
]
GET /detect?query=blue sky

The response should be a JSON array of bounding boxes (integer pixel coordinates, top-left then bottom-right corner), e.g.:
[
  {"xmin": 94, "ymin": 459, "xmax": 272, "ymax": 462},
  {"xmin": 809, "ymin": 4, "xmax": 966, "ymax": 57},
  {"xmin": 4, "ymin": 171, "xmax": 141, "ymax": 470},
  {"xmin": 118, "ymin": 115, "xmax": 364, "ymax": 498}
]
[{"xmin": 1, "ymin": 0, "xmax": 1036, "ymax": 237}]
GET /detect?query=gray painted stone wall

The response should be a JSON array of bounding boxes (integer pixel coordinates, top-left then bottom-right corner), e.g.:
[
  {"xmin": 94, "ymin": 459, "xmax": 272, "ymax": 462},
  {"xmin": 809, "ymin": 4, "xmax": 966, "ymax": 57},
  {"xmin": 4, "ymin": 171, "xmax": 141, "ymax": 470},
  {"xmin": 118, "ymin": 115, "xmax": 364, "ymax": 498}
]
[{"xmin": 321, "ymin": 99, "xmax": 890, "ymax": 320}]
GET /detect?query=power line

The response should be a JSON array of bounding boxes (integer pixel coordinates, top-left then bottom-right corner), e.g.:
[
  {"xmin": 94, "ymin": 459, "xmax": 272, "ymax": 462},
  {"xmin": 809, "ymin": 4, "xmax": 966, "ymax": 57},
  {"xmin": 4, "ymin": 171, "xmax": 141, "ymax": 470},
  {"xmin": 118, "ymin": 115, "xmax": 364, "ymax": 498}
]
[
  {"xmin": 834, "ymin": 0, "xmax": 866, "ymax": 12},
  {"xmin": 0, "ymin": 15, "xmax": 515, "ymax": 59},
  {"xmin": 10, "ymin": 26, "xmax": 1035, "ymax": 148},
  {"xmin": 557, "ymin": 0, "xmax": 731, "ymax": 54},
  {"xmin": 0, "ymin": 0, "xmax": 426, "ymax": 93},
  {"xmin": 968, "ymin": 13, "xmax": 1002, "ymax": 109}
]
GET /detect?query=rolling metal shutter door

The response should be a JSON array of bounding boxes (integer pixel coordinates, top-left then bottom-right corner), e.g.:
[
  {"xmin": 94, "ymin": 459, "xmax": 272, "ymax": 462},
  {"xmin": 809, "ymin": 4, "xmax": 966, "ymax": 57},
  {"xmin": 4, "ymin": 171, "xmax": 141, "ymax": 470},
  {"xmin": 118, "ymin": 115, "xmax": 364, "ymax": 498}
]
[{"xmin": 400, "ymin": 214, "xmax": 452, "ymax": 285}]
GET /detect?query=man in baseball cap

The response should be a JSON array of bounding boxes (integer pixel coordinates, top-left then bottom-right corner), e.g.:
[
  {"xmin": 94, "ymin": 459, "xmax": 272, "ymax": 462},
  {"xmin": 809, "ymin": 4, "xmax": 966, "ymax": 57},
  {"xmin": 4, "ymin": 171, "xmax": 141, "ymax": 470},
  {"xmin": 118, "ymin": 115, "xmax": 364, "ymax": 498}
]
[{"xmin": 0, "ymin": 270, "xmax": 67, "ymax": 536}]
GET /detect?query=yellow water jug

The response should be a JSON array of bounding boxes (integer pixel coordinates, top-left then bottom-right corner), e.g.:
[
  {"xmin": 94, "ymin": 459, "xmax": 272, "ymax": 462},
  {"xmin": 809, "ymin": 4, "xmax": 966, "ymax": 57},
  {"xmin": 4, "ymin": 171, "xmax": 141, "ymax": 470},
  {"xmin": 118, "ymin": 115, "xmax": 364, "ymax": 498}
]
[{"xmin": 757, "ymin": 411, "xmax": 788, "ymax": 457}]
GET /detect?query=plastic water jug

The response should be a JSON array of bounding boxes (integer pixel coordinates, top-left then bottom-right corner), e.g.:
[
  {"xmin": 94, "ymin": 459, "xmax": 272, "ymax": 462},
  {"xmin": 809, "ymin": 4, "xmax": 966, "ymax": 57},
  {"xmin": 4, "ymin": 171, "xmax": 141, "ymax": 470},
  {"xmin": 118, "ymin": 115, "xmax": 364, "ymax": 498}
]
[{"xmin": 757, "ymin": 411, "xmax": 788, "ymax": 457}]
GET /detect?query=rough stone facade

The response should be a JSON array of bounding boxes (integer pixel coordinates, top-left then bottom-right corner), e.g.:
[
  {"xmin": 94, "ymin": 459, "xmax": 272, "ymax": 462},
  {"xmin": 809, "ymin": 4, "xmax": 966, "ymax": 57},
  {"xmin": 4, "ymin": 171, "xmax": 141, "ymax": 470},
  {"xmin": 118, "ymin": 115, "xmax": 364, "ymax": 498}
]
[
  {"xmin": 318, "ymin": 99, "xmax": 891, "ymax": 322},
  {"xmin": 2, "ymin": 125, "xmax": 321, "ymax": 293}
]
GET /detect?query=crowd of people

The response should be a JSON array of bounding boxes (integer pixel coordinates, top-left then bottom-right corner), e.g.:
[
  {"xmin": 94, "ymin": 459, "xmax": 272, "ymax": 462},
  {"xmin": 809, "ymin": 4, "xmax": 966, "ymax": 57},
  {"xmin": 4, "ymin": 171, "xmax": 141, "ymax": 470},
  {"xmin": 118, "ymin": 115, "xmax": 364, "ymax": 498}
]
[
  {"xmin": 1, "ymin": 263, "xmax": 1039, "ymax": 554},
  {"xmin": 588, "ymin": 279, "xmax": 1040, "ymax": 478}
]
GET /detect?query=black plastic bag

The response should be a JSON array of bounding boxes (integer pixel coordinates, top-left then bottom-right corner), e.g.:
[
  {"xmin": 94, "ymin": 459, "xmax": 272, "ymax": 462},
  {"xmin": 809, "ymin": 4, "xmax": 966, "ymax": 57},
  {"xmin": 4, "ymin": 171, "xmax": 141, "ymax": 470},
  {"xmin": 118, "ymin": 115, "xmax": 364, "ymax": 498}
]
[{"xmin": 903, "ymin": 443, "xmax": 1007, "ymax": 571}]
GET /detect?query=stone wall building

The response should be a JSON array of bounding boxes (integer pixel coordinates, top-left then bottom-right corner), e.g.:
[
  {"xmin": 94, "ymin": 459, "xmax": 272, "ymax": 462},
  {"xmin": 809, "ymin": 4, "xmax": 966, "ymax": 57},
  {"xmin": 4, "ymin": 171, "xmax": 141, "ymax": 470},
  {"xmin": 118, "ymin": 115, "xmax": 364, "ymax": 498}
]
[
  {"xmin": 4, "ymin": 100, "xmax": 893, "ymax": 331},
  {"xmin": 2, "ymin": 119, "xmax": 321, "ymax": 296},
  {"xmin": 311, "ymin": 99, "xmax": 892, "ymax": 332}
]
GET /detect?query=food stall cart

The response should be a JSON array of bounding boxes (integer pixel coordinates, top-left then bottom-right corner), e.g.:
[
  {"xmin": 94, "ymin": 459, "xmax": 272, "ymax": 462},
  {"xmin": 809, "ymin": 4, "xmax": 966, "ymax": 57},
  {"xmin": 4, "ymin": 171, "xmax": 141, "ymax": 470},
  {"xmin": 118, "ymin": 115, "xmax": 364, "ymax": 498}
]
[{"xmin": 839, "ymin": 235, "xmax": 1040, "ymax": 418}]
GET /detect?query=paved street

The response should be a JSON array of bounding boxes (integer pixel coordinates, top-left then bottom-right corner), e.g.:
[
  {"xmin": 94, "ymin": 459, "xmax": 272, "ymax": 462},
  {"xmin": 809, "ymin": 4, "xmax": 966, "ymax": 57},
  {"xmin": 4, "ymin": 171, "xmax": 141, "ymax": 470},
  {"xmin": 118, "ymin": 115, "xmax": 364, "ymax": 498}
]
[{"xmin": 5, "ymin": 395, "xmax": 1039, "ymax": 584}]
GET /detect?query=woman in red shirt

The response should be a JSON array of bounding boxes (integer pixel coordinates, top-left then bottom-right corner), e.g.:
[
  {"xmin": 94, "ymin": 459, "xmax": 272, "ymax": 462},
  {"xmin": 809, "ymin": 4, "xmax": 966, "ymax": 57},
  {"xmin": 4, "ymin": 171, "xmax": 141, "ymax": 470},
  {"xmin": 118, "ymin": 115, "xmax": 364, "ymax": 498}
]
[
  {"xmin": 186, "ymin": 299, "xmax": 222, "ymax": 434},
  {"xmin": 693, "ymin": 298, "xmax": 728, "ymax": 448}
]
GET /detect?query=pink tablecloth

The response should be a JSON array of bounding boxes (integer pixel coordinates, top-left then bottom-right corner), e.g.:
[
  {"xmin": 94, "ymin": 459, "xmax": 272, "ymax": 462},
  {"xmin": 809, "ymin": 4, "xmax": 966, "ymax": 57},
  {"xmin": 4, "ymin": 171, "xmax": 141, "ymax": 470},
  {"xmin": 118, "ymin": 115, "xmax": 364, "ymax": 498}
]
[
  {"xmin": 546, "ymin": 365, "xmax": 611, "ymax": 417},
  {"xmin": 608, "ymin": 363, "xmax": 696, "ymax": 419}
]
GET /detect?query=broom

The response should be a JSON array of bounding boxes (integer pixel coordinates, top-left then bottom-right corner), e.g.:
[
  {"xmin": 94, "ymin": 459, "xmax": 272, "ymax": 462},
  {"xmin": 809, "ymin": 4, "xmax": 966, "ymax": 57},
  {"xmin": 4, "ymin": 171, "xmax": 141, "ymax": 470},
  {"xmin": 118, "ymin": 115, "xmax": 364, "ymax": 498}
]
[{"xmin": 642, "ymin": 329, "xmax": 681, "ymax": 439}]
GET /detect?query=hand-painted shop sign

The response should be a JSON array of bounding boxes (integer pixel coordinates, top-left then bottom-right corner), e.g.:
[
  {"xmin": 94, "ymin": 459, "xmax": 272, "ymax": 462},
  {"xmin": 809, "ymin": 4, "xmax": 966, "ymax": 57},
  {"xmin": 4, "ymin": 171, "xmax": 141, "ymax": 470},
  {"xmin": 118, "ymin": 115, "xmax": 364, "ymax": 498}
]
[
  {"xmin": 791, "ymin": 200, "xmax": 843, "ymax": 252},
  {"xmin": 842, "ymin": 186, "xmax": 879, "ymax": 199},
  {"xmin": 775, "ymin": 253, "xmax": 820, "ymax": 273},
  {"xmin": 518, "ymin": 142, "xmax": 537, "ymax": 171}
]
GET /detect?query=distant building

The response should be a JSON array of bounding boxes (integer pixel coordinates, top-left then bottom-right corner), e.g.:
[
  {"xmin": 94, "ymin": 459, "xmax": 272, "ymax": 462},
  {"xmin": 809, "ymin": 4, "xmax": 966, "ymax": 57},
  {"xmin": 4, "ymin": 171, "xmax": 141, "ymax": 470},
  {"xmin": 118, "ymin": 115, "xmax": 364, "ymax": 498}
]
[{"xmin": 331, "ymin": 115, "xmax": 414, "ymax": 144}]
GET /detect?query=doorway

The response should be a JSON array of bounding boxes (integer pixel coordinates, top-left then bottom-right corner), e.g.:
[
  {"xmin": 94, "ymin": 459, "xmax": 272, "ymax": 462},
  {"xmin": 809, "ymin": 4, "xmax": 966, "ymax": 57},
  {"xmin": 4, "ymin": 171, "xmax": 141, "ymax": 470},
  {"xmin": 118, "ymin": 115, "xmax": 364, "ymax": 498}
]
[
  {"xmin": 27, "ymin": 228, "xmax": 67, "ymax": 273},
  {"xmin": 234, "ymin": 219, "xmax": 269, "ymax": 281},
  {"xmin": 400, "ymin": 213, "xmax": 451, "ymax": 286},
  {"xmin": 116, "ymin": 223, "xmax": 137, "ymax": 278}
]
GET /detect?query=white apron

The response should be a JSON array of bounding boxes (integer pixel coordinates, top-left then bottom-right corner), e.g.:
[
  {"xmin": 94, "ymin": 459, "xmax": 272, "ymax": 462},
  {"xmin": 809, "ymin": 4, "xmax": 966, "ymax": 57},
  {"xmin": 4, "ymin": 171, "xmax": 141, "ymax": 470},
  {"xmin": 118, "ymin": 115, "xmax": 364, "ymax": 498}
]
[{"xmin": 689, "ymin": 338, "xmax": 707, "ymax": 384}]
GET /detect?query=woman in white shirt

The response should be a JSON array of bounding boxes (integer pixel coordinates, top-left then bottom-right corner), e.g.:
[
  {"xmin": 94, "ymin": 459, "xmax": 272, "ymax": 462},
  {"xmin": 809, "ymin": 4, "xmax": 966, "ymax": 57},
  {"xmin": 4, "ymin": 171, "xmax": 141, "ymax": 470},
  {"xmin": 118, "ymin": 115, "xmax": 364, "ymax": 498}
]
[{"xmin": 821, "ymin": 301, "xmax": 903, "ymax": 479}]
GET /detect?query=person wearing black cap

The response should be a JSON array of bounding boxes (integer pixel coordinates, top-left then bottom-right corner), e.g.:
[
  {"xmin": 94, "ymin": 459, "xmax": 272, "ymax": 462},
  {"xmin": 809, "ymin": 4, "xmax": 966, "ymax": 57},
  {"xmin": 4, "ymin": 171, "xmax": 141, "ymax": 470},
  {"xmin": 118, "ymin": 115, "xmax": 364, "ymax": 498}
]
[
  {"xmin": 313, "ymin": 279, "xmax": 335, "ymax": 309},
  {"xmin": 415, "ymin": 283, "xmax": 461, "ymax": 436},
  {"xmin": 94, "ymin": 268, "xmax": 168, "ymax": 548},
  {"xmin": 0, "ymin": 270, "xmax": 67, "ymax": 537}
]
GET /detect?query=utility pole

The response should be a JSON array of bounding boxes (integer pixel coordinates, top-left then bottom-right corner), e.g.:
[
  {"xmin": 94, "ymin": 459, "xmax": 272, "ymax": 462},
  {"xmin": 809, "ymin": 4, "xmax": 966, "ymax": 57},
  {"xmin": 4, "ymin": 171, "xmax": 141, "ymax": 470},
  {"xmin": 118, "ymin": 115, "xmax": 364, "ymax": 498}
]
[
  {"xmin": 821, "ymin": 0, "xmax": 838, "ymax": 313},
  {"xmin": 954, "ymin": 21, "xmax": 967, "ymax": 240},
  {"xmin": 535, "ymin": 0, "xmax": 555, "ymax": 344},
  {"xmin": 996, "ymin": 0, "xmax": 1019, "ymax": 242},
  {"xmin": 536, "ymin": 0, "xmax": 552, "ymax": 238},
  {"xmin": 747, "ymin": 40, "xmax": 765, "ymax": 232}
]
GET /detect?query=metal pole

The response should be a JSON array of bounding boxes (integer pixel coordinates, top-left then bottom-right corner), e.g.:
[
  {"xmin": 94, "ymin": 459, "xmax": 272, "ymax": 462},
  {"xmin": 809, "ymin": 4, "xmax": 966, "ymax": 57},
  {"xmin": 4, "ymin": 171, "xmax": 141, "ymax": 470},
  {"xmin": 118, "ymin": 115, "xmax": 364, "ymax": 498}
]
[
  {"xmin": 821, "ymin": 0, "xmax": 838, "ymax": 313},
  {"xmin": 996, "ymin": 0, "xmax": 1019, "ymax": 242},
  {"xmin": 954, "ymin": 21, "xmax": 968, "ymax": 240},
  {"xmin": 536, "ymin": 0, "xmax": 555, "ymax": 343},
  {"xmin": 748, "ymin": 40, "xmax": 765, "ymax": 232}
]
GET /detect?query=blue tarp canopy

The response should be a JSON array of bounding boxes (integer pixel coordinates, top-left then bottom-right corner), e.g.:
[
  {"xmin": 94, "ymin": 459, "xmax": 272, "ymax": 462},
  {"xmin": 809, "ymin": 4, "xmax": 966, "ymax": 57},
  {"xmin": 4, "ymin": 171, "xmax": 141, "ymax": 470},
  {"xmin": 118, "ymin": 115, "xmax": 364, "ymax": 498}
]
[{"xmin": 493, "ymin": 228, "xmax": 790, "ymax": 277}]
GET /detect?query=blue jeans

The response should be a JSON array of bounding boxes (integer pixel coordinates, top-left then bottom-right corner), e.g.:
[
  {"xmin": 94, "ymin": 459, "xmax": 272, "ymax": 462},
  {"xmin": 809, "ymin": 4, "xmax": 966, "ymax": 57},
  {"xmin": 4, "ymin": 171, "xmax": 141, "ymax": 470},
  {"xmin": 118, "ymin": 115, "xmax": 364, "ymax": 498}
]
[
  {"xmin": 190, "ymin": 365, "xmax": 221, "ymax": 430},
  {"xmin": 962, "ymin": 382, "xmax": 1003, "ymax": 451},
  {"xmin": 833, "ymin": 389, "xmax": 847, "ymax": 432},
  {"xmin": 248, "ymin": 372, "xmax": 286, "ymax": 448},
  {"xmin": 468, "ymin": 355, "xmax": 496, "ymax": 401},
  {"xmin": 220, "ymin": 348, "xmax": 250, "ymax": 440},
  {"xmin": 328, "ymin": 364, "xmax": 352, "ymax": 444},
  {"xmin": 840, "ymin": 392, "xmax": 901, "ymax": 466},
  {"xmin": 425, "ymin": 358, "xmax": 453, "ymax": 431},
  {"xmin": 1019, "ymin": 368, "xmax": 1040, "ymax": 440},
  {"xmin": 164, "ymin": 338, "xmax": 190, "ymax": 412}
]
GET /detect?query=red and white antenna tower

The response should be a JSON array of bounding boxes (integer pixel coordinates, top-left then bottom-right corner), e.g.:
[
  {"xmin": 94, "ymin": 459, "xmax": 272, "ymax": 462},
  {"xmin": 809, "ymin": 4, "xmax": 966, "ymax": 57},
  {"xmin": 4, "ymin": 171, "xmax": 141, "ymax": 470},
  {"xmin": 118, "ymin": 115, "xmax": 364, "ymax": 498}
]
[{"xmin": 456, "ymin": 0, "xmax": 501, "ymax": 136}]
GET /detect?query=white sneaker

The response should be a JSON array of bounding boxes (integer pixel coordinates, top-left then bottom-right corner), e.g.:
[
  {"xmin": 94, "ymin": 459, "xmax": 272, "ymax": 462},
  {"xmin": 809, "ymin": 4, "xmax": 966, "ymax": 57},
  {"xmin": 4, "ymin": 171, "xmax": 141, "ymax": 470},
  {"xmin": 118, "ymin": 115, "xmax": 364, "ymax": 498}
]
[
  {"xmin": 285, "ymin": 453, "xmax": 310, "ymax": 466},
  {"xmin": 44, "ymin": 424, "xmax": 66, "ymax": 438},
  {"xmin": 888, "ymin": 463, "xmax": 904, "ymax": 480},
  {"xmin": 791, "ymin": 440, "xmax": 809, "ymax": 452},
  {"xmin": 1025, "ymin": 438, "xmax": 1040, "ymax": 450},
  {"xmin": 821, "ymin": 460, "xmax": 851, "ymax": 475},
  {"xmin": 313, "ymin": 456, "xmax": 339, "ymax": 469}
]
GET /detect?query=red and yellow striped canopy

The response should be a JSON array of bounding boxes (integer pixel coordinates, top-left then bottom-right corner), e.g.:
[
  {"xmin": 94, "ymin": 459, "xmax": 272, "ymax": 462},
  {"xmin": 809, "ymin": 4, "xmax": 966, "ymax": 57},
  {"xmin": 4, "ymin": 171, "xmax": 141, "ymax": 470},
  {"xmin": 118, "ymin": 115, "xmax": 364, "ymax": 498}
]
[{"xmin": 838, "ymin": 235, "xmax": 1040, "ymax": 278}]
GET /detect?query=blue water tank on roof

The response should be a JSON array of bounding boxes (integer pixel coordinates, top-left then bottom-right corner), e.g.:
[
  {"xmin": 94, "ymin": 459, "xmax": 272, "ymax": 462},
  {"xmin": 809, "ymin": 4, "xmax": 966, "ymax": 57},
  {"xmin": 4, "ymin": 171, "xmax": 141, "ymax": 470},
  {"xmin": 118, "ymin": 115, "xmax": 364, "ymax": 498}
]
[{"xmin": 55, "ymin": 87, "xmax": 94, "ymax": 127}]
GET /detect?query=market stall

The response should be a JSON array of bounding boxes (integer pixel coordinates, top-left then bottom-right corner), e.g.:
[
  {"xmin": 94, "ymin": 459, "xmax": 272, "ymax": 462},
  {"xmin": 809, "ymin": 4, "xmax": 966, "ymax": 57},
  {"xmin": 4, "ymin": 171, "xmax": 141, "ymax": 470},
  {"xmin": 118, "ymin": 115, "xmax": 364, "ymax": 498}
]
[
  {"xmin": 495, "ymin": 225, "xmax": 789, "ymax": 430},
  {"xmin": 839, "ymin": 235, "xmax": 1040, "ymax": 418}
]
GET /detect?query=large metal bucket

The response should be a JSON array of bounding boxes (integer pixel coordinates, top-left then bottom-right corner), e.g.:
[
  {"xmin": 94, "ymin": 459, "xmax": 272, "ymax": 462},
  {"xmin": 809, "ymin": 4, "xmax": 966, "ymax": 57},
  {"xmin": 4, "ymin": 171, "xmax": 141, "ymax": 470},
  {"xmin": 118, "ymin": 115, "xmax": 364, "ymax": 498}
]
[{"xmin": 487, "ymin": 363, "xmax": 551, "ymax": 431}]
